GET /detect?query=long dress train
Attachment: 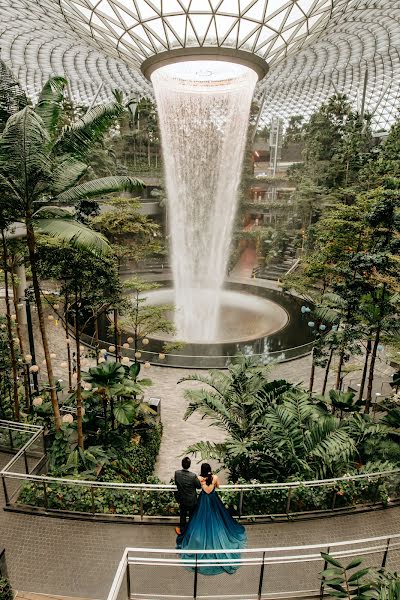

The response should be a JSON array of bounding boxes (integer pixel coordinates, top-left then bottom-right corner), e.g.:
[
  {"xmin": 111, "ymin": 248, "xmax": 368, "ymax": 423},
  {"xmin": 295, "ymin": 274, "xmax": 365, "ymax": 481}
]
[{"xmin": 176, "ymin": 488, "xmax": 247, "ymax": 576}]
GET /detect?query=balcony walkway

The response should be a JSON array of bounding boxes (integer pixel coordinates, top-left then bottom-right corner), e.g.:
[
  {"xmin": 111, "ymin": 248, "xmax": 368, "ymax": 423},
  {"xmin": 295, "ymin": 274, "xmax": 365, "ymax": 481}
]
[{"xmin": 1, "ymin": 448, "xmax": 399, "ymax": 600}]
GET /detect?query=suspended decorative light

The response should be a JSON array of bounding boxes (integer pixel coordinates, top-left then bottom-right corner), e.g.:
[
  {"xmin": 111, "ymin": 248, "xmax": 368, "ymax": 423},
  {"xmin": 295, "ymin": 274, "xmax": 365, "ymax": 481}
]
[
  {"xmin": 144, "ymin": 361, "xmax": 151, "ymax": 369},
  {"xmin": 142, "ymin": 338, "xmax": 149, "ymax": 345},
  {"xmin": 135, "ymin": 351, "xmax": 142, "ymax": 359},
  {"xmin": 62, "ymin": 413, "xmax": 74, "ymax": 424},
  {"xmin": 32, "ymin": 396, "xmax": 43, "ymax": 406},
  {"xmin": 121, "ymin": 356, "xmax": 130, "ymax": 365}
]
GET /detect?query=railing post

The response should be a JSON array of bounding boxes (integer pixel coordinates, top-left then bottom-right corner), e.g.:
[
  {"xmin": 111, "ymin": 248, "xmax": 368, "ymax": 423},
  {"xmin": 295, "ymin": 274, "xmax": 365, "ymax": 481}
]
[
  {"xmin": 42, "ymin": 481, "xmax": 48, "ymax": 510},
  {"xmin": 1, "ymin": 475, "xmax": 10, "ymax": 506},
  {"xmin": 258, "ymin": 552, "xmax": 266, "ymax": 600},
  {"xmin": 331, "ymin": 488, "xmax": 337, "ymax": 510},
  {"xmin": 126, "ymin": 560, "xmax": 131, "ymax": 600},
  {"xmin": 238, "ymin": 490, "xmax": 244, "ymax": 518},
  {"xmin": 286, "ymin": 488, "xmax": 292, "ymax": 515},
  {"xmin": 140, "ymin": 489, "xmax": 144, "ymax": 520},
  {"xmin": 91, "ymin": 487, "xmax": 96, "ymax": 516},
  {"xmin": 193, "ymin": 554, "xmax": 198, "ymax": 600},
  {"xmin": 381, "ymin": 538, "xmax": 391, "ymax": 568},
  {"xmin": 320, "ymin": 546, "xmax": 330, "ymax": 600},
  {"xmin": 23, "ymin": 449, "xmax": 29, "ymax": 474},
  {"xmin": 7, "ymin": 428, "xmax": 14, "ymax": 451}
]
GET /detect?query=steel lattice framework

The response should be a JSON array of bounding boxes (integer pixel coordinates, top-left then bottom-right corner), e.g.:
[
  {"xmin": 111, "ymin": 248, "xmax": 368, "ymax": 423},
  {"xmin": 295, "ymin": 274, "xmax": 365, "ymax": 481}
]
[{"xmin": 1, "ymin": 1, "xmax": 399, "ymax": 130}]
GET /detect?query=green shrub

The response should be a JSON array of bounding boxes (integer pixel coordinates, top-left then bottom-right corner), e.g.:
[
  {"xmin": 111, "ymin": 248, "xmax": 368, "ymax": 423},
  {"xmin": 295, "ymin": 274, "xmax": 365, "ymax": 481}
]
[{"xmin": 0, "ymin": 577, "xmax": 13, "ymax": 600}]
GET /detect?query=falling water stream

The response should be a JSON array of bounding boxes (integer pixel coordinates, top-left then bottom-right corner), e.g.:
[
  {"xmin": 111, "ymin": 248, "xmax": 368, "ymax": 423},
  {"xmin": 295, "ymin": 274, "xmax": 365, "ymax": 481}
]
[{"xmin": 151, "ymin": 60, "xmax": 257, "ymax": 342}]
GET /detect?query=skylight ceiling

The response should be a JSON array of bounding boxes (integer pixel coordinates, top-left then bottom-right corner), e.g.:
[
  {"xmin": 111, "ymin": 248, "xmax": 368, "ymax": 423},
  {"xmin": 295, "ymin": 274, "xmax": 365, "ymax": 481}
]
[{"xmin": 1, "ymin": 1, "xmax": 399, "ymax": 131}]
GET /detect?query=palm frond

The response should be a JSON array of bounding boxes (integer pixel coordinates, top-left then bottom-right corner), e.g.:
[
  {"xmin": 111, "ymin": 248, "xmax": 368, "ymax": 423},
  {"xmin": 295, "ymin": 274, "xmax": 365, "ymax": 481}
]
[
  {"xmin": 55, "ymin": 176, "xmax": 144, "ymax": 203},
  {"xmin": 51, "ymin": 156, "xmax": 88, "ymax": 194},
  {"xmin": 0, "ymin": 107, "xmax": 51, "ymax": 202},
  {"xmin": 54, "ymin": 100, "xmax": 125, "ymax": 159},
  {"xmin": 35, "ymin": 77, "xmax": 68, "ymax": 139},
  {"xmin": 34, "ymin": 217, "xmax": 112, "ymax": 256},
  {"xmin": 183, "ymin": 441, "xmax": 227, "ymax": 462}
]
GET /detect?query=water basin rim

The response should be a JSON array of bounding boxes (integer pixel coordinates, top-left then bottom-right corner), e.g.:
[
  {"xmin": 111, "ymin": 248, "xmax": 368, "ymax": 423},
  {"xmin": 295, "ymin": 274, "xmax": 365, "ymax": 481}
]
[{"xmin": 141, "ymin": 47, "xmax": 269, "ymax": 81}]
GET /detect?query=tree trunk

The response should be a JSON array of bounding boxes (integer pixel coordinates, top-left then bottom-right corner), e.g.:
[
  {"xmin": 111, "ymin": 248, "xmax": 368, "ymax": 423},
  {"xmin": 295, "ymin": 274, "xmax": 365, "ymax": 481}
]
[
  {"xmin": 309, "ymin": 349, "xmax": 315, "ymax": 393},
  {"xmin": 64, "ymin": 286, "xmax": 73, "ymax": 393},
  {"xmin": 321, "ymin": 348, "xmax": 334, "ymax": 395},
  {"xmin": 335, "ymin": 350, "xmax": 345, "ymax": 390},
  {"xmin": 113, "ymin": 308, "xmax": 120, "ymax": 362},
  {"xmin": 359, "ymin": 337, "xmax": 372, "ymax": 402},
  {"xmin": 94, "ymin": 317, "xmax": 99, "ymax": 365},
  {"xmin": 74, "ymin": 289, "xmax": 84, "ymax": 450},
  {"xmin": 25, "ymin": 218, "xmax": 61, "ymax": 430},
  {"xmin": 1, "ymin": 230, "xmax": 20, "ymax": 420},
  {"xmin": 10, "ymin": 266, "xmax": 30, "ymax": 409},
  {"xmin": 365, "ymin": 328, "xmax": 381, "ymax": 414}
]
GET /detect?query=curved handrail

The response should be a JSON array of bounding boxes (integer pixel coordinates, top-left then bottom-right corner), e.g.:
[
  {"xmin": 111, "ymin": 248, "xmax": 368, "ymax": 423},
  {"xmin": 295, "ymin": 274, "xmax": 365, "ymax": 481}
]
[{"xmin": 2, "ymin": 467, "xmax": 399, "ymax": 491}]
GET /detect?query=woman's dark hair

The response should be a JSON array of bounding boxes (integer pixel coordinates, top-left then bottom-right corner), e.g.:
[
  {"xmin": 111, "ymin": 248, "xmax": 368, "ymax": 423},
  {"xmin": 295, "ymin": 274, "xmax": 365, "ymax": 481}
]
[{"xmin": 200, "ymin": 463, "xmax": 213, "ymax": 486}]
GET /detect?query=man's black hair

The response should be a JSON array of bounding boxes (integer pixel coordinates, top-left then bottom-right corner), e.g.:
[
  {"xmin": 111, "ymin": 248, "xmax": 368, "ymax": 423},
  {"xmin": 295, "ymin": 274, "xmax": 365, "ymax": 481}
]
[{"xmin": 182, "ymin": 457, "xmax": 191, "ymax": 470}]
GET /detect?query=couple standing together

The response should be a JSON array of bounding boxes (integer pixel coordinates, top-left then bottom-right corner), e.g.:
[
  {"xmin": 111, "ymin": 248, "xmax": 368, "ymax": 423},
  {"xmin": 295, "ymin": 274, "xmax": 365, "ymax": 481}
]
[{"xmin": 174, "ymin": 457, "xmax": 247, "ymax": 576}]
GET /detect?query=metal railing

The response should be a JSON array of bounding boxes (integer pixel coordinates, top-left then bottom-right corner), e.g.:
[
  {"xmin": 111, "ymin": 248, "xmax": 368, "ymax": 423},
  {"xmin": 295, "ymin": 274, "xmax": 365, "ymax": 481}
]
[
  {"xmin": 107, "ymin": 534, "xmax": 400, "ymax": 600},
  {"xmin": 1, "ymin": 421, "xmax": 400, "ymax": 522},
  {"xmin": 79, "ymin": 329, "xmax": 315, "ymax": 369}
]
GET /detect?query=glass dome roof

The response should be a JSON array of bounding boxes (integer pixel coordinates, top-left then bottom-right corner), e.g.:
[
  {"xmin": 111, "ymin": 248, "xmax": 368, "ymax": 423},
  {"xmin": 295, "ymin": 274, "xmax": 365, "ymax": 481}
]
[{"xmin": 1, "ymin": 1, "xmax": 400, "ymax": 131}]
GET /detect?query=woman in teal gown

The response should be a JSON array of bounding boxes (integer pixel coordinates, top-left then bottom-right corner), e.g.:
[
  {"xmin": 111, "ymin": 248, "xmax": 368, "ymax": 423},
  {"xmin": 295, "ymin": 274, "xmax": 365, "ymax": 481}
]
[{"xmin": 176, "ymin": 463, "xmax": 247, "ymax": 576}]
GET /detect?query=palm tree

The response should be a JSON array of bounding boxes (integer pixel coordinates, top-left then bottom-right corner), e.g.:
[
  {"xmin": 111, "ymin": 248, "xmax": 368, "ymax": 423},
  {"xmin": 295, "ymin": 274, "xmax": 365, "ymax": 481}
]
[{"xmin": 0, "ymin": 77, "xmax": 143, "ymax": 430}]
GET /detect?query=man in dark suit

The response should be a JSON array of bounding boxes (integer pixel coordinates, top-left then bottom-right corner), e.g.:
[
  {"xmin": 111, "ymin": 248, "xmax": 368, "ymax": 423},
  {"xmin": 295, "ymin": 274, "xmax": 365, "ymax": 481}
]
[{"xmin": 174, "ymin": 456, "xmax": 201, "ymax": 535}]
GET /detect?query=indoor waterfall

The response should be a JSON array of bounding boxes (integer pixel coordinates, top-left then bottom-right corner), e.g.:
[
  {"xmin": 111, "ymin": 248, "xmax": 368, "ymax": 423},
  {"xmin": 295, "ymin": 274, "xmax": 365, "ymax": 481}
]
[{"xmin": 151, "ymin": 60, "xmax": 257, "ymax": 342}]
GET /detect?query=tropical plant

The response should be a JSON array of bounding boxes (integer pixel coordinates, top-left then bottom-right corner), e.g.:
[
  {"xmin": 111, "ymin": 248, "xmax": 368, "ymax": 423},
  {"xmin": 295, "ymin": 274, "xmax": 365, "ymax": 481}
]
[
  {"xmin": 320, "ymin": 553, "xmax": 400, "ymax": 600},
  {"xmin": 0, "ymin": 76, "xmax": 143, "ymax": 429},
  {"xmin": 82, "ymin": 361, "xmax": 153, "ymax": 433}
]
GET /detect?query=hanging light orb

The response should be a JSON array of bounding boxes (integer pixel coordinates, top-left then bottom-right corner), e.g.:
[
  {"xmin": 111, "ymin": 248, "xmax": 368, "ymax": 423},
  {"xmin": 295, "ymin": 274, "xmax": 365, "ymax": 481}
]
[
  {"xmin": 30, "ymin": 365, "xmax": 39, "ymax": 373},
  {"xmin": 53, "ymin": 303, "xmax": 60, "ymax": 310},
  {"xmin": 62, "ymin": 413, "xmax": 74, "ymax": 424},
  {"xmin": 301, "ymin": 306, "xmax": 307, "ymax": 313},
  {"xmin": 319, "ymin": 324, "xmax": 326, "ymax": 331},
  {"xmin": 142, "ymin": 338, "xmax": 149, "ymax": 346},
  {"xmin": 135, "ymin": 351, "xmax": 142, "ymax": 359},
  {"xmin": 377, "ymin": 344, "xmax": 384, "ymax": 352},
  {"xmin": 50, "ymin": 353, "xmax": 57, "ymax": 359},
  {"xmin": 11, "ymin": 314, "xmax": 16, "ymax": 321},
  {"xmin": 144, "ymin": 361, "xmax": 151, "ymax": 369},
  {"xmin": 108, "ymin": 345, "xmax": 116, "ymax": 353},
  {"xmin": 308, "ymin": 321, "xmax": 315, "ymax": 328},
  {"xmin": 32, "ymin": 396, "xmax": 43, "ymax": 407},
  {"xmin": 121, "ymin": 356, "xmax": 130, "ymax": 365},
  {"xmin": 25, "ymin": 354, "xmax": 32, "ymax": 363},
  {"xmin": 158, "ymin": 353, "xmax": 165, "ymax": 360},
  {"xmin": 123, "ymin": 343, "xmax": 129, "ymax": 349},
  {"xmin": 48, "ymin": 315, "xmax": 54, "ymax": 321},
  {"xmin": 127, "ymin": 337, "xmax": 134, "ymax": 344},
  {"xmin": 99, "ymin": 348, "xmax": 106, "ymax": 355},
  {"xmin": 83, "ymin": 382, "xmax": 92, "ymax": 391},
  {"xmin": 98, "ymin": 357, "xmax": 105, "ymax": 363},
  {"xmin": 332, "ymin": 325, "xmax": 338, "ymax": 331}
]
